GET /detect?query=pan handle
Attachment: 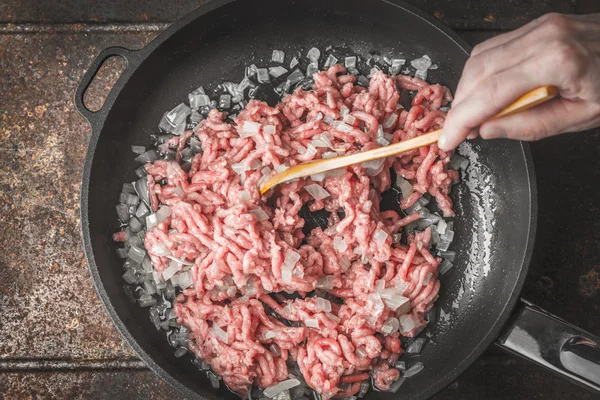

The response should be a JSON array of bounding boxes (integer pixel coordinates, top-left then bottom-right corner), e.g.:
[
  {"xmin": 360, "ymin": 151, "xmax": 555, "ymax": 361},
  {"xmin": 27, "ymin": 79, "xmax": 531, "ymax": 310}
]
[
  {"xmin": 74, "ymin": 46, "xmax": 138, "ymax": 126},
  {"xmin": 496, "ymin": 298, "xmax": 600, "ymax": 393}
]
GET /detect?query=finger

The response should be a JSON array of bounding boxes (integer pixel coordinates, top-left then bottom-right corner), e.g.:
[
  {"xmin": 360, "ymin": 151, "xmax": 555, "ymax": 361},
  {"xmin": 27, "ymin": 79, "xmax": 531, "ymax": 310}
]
[
  {"xmin": 438, "ymin": 62, "xmax": 543, "ymax": 151},
  {"xmin": 479, "ymin": 98, "xmax": 600, "ymax": 141}
]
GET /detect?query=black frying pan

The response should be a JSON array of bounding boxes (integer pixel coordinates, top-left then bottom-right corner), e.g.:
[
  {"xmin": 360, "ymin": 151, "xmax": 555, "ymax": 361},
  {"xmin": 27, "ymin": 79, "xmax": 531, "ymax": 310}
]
[{"xmin": 74, "ymin": 0, "xmax": 600, "ymax": 398}]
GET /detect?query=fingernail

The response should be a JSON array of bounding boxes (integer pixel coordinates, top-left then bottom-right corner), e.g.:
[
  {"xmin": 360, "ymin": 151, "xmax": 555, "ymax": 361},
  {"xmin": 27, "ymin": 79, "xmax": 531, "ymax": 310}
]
[{"xmin": 438, "ymin": 133, "xmax": 448, "ymax": 150}]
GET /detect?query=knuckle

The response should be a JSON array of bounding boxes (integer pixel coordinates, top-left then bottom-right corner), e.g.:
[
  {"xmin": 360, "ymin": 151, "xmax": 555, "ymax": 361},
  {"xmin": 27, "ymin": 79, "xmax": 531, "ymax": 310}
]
[
  {"xmin": 539, "ymin": 13, "xmax": 573, "ymax": 36},
  {"xmin": 554, "ymin": 41, "xmax": 586, "ymax": 77}
]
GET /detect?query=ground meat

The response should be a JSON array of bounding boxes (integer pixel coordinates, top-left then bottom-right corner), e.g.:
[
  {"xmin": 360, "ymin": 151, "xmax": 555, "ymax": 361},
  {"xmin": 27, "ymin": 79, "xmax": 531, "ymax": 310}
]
[{"xmin": 138, "ymin": 66, "xmax": 457, "ymax": 398}]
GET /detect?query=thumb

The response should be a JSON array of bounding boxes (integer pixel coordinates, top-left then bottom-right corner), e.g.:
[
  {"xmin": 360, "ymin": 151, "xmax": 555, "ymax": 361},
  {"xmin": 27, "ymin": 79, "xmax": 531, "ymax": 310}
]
[{"xmin": 479, "ymin": 98, "xmax": 600, "ymax": 141}]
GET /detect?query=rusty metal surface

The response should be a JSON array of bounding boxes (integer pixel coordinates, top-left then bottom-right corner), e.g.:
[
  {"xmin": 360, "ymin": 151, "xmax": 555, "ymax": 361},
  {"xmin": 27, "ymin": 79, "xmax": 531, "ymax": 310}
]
[
  {"xmin": 0, "ymin": 0, "xmax": 599, "ymax": 398},
  {"xmin": 0, "ymin": 0, "xmax": 595, "ymax": 30},
  {"xmin": 0, "ymin": 32, "xmax": 157, "ymax": 361}
]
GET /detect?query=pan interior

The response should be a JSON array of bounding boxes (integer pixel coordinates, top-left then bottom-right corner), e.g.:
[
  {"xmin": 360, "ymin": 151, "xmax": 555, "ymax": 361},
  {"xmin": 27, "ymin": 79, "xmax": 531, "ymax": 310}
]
[{"xmin": 83, "ymin": 0, "xmax": 534, "ymax": 399}]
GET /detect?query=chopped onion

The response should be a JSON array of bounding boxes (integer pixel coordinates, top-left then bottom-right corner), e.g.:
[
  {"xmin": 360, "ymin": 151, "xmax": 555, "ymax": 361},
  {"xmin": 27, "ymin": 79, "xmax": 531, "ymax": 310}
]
[
  {"xmin": 333, "ymin": 236, "xmax": 348, "ymax": 252},
  {"xmin": 146, "ymin": 213, "xmax": 157, "ymax": 230},
  {"xmin": 390, "ymin": 59, "xmax": 406, "ymax": 75},
  {"xmin": 274, "ymin": 164, "xmax": 289, "ymax": 173},
  {"xmin": 343, "ymin": 114, "xmax": 356, "ymax": 125},
  {"xmin": 239, "ymin": 121, "xmax": 261, "ymax": 138},
  {"xmin": 439, "ymin": 250, "xmax": 456, "ymax": 261},
  {"xmin": 439, "ymin": 259, "xmax": 454, "ymax": 275},
  {"xmin": 293, "ymin": 266, "xmax": 304, "ymax": 278},
  {"xmin": 250, "ymin": 208, "xmax": 269, "ymax": 221},
  {"xmin": 373, "ymin": 229, "xmax": 388, "ymax": 244},
  {"xmin": 399, "ymin": 314, "xmax": 417, "ymax": 333},
  {"xmin": 257, "ymin": 68, "xmax": 270, "ymax": 83},
  {"xmin": 290, "ymin": 57, "xmax": 299, "ymax": 69},
  {"xmin": 407, "ymin": 338, "xmax": 427, "ymax": 354},
  {"xmin": 162, "ymin": 260, "xmax": 182, "ymax": 280},
  {"xmin": 304, "ymin": 318, "xmax": 319, "ymax": 329},
  {"xmin": 264, "ymin": 379, "xmax": 301, "ymax": 398},
  {"xmin": 383, "ymin": 293, "xmax": 410, "ymax": 313},
  {"xmin": 339, "ymin": 257, "xmax": 351, "ymax": 272},
  {"xmin": 315, "ymin": 298, "xmax": 332, "ymax": 313},
  {"xmin": 331, "ymin": 121, "xmax": 353, "ymax": 133},
  {"xmin": 375, "ymin": 279, "xmax": 386, "ymax": 291},
  {"xmin": 442, "ymin": 229, "xmax": 455, "ymax": 242},
  {"xmin": 131, "ymin": 145, "xmax": 146, "ymax": 154},
  {"xmin": 395, "ymin": 279, "xmax": 409, "ymax": 294},
  {"xmin": 381, "ymin": 317, "xmax": 400, "ymax": 334},
  {"xmin": 411, "ymin": 55, "xmax": 432, "ymax": 70},
  {"xmin": 208, "ymin": 371, "xmax": 220, "ymax": 389},
  {"xmin": 238, "ymin": 190, "xmax": 251, "ymax": 203},
  {"xmin": 272, "ymin": 50, "xmax": 285, "ymax": 63},
  {"xmin": 176, "ymin": 271, "xmax": 194, "ymax": 289},
  {"xmin": 396, "ymin": 176, "xmax": 413, "ymax": 199},
  {"xmin": 383, "ymin": 113, "xmax": 398, "ymax": 129},
  {"xmin": 316, "ymin": 275, "xmax": 334, "ymax": 290},
  {"xmin": 369, "ymin": 293, "xmax": 385, "ymax": 317},
  {"xmin": 415, "ymin": 69, "xmax": 428, "ymax": 81},
  {"xmin": 304, "ymin": 184, "xmax": 331, "ymax": 201},
  {"xmin": 287, "ymin": 69, "xmax": 304, "ymax": 84},
  {"xmin": 326, "ymin": 312, "xmax": 341, "ymax": 323},
  {"xmin": 232, "ymin": 162, "xmax": 249, "ymax": 175},
  {"xmin": 269, "ymin": 66, "xmax": 288, "ymax": 78},
  {"xmin": 128, "ymin": 245, "xmax": 146, "ymax": 263},
  {"xmin": 436, "ymin": 219, "xmax": 447, "ymax": 235},
  {"xmin": 344, "ymin": 56, "xmax": 357, "ymax": 69},
  {"xmin": 362, "ymin": 157, "xmax": 386, "ymax": 176},
  {"xmin": 305, "ymin": 143, "xmax": 317, "ymax": 157},
  {"xmin": 403, "ymin": 362, "xmax": 424, "ymax": 378},
  {"xmin": 165, "ymin": 255, "xmax": 194, "ymax": 266},
  {"xmin": 209, "ymin": 324, "xmax": 229, "ymax": 344},
  {"xmin": 355, "ymin": 347, "xmax": 368, "ymax": 359},
  {"xmin": 388, "ymin": 376, "xmax": 406, "ymax": 393},
  {"xmin": 156, "ymin": 205, "xmax": 171, "ymax": 224},
  {"xmin": 307, "ymin": 47, "xmax": 321, "ymax": 62},
  {"xmin": 265, "ymin": 330, "xmax": 277, "ymax": 339},
  {"xmin": 324, "ymin": 54, "xmax": 338, "ymax": 68},
  {"xmin": 264, "ymin": 125, "xmax": 277, "ymax": 135},
  {"xmin": 282, "ymin": 250, "xmax": 301, "ymax": 283}
]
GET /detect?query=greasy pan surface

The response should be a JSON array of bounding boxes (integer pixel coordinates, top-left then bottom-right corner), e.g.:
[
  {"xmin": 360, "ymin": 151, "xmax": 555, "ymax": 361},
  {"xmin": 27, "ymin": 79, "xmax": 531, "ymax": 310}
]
[{"xmin": 80, "ymin": 0, "xmax": 536, "ymax": 399}]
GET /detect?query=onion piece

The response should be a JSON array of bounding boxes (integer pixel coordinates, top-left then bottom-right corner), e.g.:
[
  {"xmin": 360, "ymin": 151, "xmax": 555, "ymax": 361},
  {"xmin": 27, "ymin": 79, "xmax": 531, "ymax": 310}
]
[
  {"xmin": 381, "ymin": 317, "xmax": 400, "ymax": 334},
  {"xmin": 407, "ymin": 338, "xmax": 427, "ymax": 354},
  {"xmin": 238, "ymin": 190, "xmax": 251, "ymax": 203},
  {"xmin": 282, "ymin": 250, "xmax": 301, "ymax": 283},
  {"xmin": 375, "ymin": 279, "xmax": 386, "ymax": 291},
  {"xmin": 316, "ymin": 275, "xmax": 334, "ymax": 290},
  {"xmin": 326, "ymin": 312, "xmax": 341, "ymax": 323},
  {"xmin": 209, "ymin": 324, "xmax": 229, "ymax": 344},
  {"xmin": 439, "ymin": 259, "xmax": 454, "ymax": 275},
  {"xmin": 396, "ymin": 176, "xmax": 413, "ymax": 199},
  {"xmin": 315, "ymin": 298, "xmax": 332, "ymax": 313},
  {"xmin": 339, "ymin": 256, "xmax": 351, "ymax": 272},
  {"xmin": 264, "ymin": 379, "xmax": 301, "ymax": 398},
  {"xmin": 403, "ymin": 362, "xmax": 424, "ymax": 378},
  {"xmin": 304, "ymin": 184, "xmax": 331, "ymax": 201},
  {"xmin": 388, "ymin": 376, "xmax": 406, "ymax": 393},
  {"xmin": 162, "ymin": 260, "xmax": 182, "ymax": 280},
  {"xmin": 399, "ymin": 314, "xmax": 417, "ymax": 333},
  {"xmin": 362, "ymin": 157, "xmax": 385, "ymax": 176},
  {"xmin": 373, "ymin": 229, "xmax": 388, "ymax": 244},
  {"xmin": 232, "ymin": 162, "xmax": 249, "ymax": 175},
  {"xmin": 383, "ymin": 113, "xmax": 398, "ymax": 129},
  {"xmin": 165, "ymin": 255, "xmax": 194, "ymax": 266},
  {"xmin": 410, "ymin": 55, "xmax": 432, "ymax": 70},
  {"xmin": 304, "ymin": 318, "xmax": 319, "ymax": 329},
  {"xmin": 250, "ymin": 208, "xmax": 269, "ymax": 221},
  {"xmin": 333, "ymin": 236, "xmax": 348, "ymax": 252},
  {"xmin": 239, "ymin": 121, "xmax": 261, "ymax": 138},
  {"xmin": 265, "ymin": 331, "xmax": 277, "ymax": 339}
]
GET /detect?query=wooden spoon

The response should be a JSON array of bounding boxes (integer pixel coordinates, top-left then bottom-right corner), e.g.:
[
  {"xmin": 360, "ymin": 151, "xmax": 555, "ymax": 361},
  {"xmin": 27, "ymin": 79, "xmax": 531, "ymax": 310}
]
[{"xmin": 259, "ymin": 85, "xmax": 558, "ymax": 194}]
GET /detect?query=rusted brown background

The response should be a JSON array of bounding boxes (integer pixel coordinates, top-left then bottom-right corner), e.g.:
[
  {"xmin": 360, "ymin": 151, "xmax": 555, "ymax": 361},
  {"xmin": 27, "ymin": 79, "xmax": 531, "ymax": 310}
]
[{"xmin": 1, "ymin": 1, "xmax": 599, "ymax": 399}]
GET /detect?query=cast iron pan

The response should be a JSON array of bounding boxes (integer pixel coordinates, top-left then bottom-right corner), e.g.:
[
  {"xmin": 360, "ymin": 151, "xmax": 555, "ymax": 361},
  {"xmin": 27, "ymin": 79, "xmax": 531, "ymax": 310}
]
[{"xmin": 75, "ymin": 0, "xmax": 600, "ymax": 398}]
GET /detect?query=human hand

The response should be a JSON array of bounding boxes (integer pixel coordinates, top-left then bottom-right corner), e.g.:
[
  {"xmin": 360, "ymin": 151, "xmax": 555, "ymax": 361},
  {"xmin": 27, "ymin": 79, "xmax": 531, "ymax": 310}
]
[{"xmin": 438, "ymin": 13, "xmax": 600, "ymax": 151}]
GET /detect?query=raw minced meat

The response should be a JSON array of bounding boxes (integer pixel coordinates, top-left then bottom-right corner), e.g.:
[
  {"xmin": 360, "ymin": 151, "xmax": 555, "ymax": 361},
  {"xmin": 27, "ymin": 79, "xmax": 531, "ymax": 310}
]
[{"xmin": 137, "ymin": 65, "xmax": 456, "ymax": 398}]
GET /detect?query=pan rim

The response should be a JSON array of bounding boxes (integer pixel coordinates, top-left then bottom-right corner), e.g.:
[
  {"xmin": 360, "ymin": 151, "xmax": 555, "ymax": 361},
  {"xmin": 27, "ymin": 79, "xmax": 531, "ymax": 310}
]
[{"xmin": 78, "ymin": 0, "xmax": 537, "ymax": 399}]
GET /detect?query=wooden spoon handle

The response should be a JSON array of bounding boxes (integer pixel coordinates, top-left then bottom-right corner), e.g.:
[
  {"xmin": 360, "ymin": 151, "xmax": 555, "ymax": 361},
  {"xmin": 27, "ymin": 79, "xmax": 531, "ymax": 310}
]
[{"xmin": 260, "ymin": 85, "xmax": 558, "ymax": 194}]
